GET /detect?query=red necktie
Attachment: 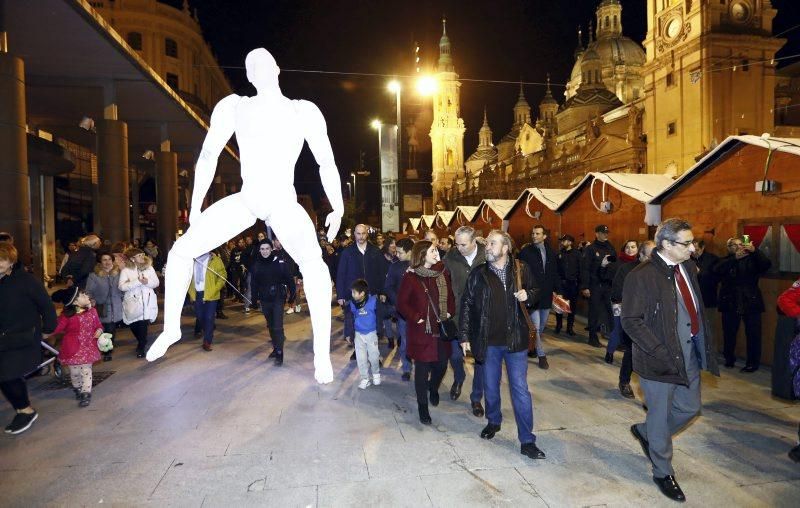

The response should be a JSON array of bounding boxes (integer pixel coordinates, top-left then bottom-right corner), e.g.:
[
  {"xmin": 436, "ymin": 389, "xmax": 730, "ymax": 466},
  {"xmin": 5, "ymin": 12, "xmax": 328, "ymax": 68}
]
[{"xmin": 674, "ymin": 265, "xmax": 699, "ymax": 336}]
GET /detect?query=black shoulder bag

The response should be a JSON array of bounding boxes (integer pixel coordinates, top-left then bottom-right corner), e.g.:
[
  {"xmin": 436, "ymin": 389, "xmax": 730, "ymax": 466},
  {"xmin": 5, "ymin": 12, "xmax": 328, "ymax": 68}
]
[{"xmin": 417, "ymin": 276, "xmax": 459, "ymax": 341}]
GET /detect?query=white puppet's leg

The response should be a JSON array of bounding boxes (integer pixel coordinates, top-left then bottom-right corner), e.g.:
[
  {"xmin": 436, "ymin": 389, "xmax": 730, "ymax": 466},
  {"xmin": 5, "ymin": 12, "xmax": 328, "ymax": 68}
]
[
  {"xmin": 269, "ymin": 202, "xmax": 334, "ymax": 384},
  {"xmin": 147, "ymin": 194, "xmax": 257, "ymax": 361}
]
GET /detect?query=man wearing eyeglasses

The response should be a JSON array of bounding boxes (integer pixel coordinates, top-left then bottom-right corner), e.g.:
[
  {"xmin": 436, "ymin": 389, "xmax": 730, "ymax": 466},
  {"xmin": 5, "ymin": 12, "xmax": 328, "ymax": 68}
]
[{"xmin": 621, "ymin": 218, "xmax": 720, "ymax": 502}]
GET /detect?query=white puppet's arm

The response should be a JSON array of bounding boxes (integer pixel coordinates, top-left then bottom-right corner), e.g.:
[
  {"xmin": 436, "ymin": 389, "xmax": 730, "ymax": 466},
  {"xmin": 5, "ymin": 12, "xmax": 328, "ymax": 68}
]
[
  {"xmin": 297, "ymin": 100, "xmax": 343, "ymax": 215},
  {"xmin": 190, "ymin": 94, "xmax": 240, "ymax": 222}
]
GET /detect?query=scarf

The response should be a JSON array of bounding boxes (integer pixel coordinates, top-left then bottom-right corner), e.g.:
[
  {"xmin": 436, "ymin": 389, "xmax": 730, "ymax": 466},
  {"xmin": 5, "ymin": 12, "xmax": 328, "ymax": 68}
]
[
  {"xmin": 413, "ymin": 265, "xmax": 448, "ymax": 335},
  {"xmin": 619, "ymin": 252, "xmax": 638, "ymax": 263}
]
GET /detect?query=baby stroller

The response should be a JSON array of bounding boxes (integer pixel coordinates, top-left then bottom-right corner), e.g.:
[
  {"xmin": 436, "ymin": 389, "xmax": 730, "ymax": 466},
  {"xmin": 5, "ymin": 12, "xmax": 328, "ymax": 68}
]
[{"xmin": 33, "ymin": 338, "xmax": 64, "ymax": 381}]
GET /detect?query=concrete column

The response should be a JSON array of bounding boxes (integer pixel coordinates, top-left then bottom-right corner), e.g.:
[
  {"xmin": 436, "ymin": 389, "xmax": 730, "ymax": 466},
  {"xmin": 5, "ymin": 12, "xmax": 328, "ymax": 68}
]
[
  {"xmin": 155, "ymin": 151, "xmax": 178, "ymax": 252},
  {"xmin": 0, "ymin": 52, "xmax": 31, "ymax": 265},
  {"xmin": 130, "ymin": 167, "xmax": 141, "ymax": 242},
  {"xmin": 96, "ymin": 119, "xmax": 130, "ymax": 242}
]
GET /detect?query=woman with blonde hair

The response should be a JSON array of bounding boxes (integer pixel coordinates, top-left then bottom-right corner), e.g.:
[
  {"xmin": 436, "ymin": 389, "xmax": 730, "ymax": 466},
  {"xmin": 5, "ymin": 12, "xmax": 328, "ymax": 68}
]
[
  {"xmin": 86, "ymin": 252, "xmax": 124, "ymax": 361},
  {"xmin": 118, "ymin": 248, "xmax": 159, "ymax": 358}
]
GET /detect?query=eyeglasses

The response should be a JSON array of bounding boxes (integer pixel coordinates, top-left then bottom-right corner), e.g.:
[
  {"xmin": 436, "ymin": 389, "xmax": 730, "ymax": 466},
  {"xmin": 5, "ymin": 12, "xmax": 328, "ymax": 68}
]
[{"xmin": 671, "ymin": 239, "xmax": 695, "ymax": 247}]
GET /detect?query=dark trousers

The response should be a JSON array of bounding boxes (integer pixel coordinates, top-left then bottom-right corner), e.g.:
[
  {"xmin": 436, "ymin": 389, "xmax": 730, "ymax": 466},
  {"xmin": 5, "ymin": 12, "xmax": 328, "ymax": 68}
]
[
  {"xmin": 620, "ymin": 331, "xmax": 633, "ymax": 385},
  {"xmin": 721, "ymin": 311, "xmax": 762, "ymax": 367},
  {"xmin": 555, "ymin": 280, "xmax": 578, "ymax": 331},
  {"xmin": 0, "ymin": 378, "xmax": 30, "ymax": 410},
  {"xmin": 449, "ymin": 340, "xmax": 466, "ymax": 385},
  {"xmin": 588, "ymin": 284, "xmax": 612, "ymax": 337},
  {"xmin": 193, "ymin": 292, "xmax": 218, "ymax": 344},
  {"xmin": 414, "ymin": 358, "xmax": 448, "ymax": 406},
  {"xmin": 129, "ymin": 320, "xmax": 149, "ymax": 353},
  {"xmin": 261, "ymin": 299, "xmax": 286, "ymax": 352}
]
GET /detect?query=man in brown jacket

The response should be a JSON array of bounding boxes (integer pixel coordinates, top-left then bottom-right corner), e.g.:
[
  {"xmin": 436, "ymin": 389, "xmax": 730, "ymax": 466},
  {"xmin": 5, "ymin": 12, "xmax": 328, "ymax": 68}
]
[{"xmin": 621, "ymin": 218, "xmax": 720, "ymax": 503}]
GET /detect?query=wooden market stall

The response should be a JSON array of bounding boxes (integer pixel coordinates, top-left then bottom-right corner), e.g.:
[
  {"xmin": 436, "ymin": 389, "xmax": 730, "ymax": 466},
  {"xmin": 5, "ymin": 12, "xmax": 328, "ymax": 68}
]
[
  {"xmin": 649, "ymin": 135, "xmax": 800, "ymax": 365},
  {"xmin": 433, "ymin": 211, "xmax": 455, "ymax": 238},
  {"xmin": 405, "ymin": 217, "xmax": 421, "ymax": 236},
  {"xmin": 557, "ymin": 172, "xmax": 674, "ymax": 251},
  {"xmin": 452, "ymin": 206, "xmax": 480, "ymax": 233},
  {"xmin": 505, "ymin": 188, "xmax": 571, "ymax": 249},
  {"xmin": 472, "ymin": 199, "xmax": 516, "ymax": 238}
]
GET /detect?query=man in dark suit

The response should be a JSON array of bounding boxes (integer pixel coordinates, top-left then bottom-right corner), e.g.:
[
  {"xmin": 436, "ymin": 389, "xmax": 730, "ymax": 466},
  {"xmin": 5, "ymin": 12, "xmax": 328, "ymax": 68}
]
[
  {"xmin": 622, "ymin": 218, "xmax": 720, "ymax": 502},
  {"xmin": 691, "ymin": 239, "xmax": 719, "ymax": 309},
  {"xmin": 518, "ymin": 225, "xmax": 561, "ymax": 370}
]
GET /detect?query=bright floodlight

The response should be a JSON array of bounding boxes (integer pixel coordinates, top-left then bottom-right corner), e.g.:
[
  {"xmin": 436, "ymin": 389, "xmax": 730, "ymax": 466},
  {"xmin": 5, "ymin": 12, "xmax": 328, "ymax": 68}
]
[
  {"xmin": 416, "ymin": 75, "xmax": 438, "ymax": 96},
  {"xmin": 387, "ymin": 80, "xmax": 401, "ymax": 94},
  {"xmin": 370, "ymin": 119, "xmax": 382, "ymax": 130}
]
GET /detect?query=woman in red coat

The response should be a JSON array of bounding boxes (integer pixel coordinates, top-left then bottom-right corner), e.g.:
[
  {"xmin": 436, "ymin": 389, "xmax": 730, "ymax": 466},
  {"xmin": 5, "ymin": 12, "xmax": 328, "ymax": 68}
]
[{"xmin": 397, "ymin": 240, "xmax": 455, "ymax": 425}]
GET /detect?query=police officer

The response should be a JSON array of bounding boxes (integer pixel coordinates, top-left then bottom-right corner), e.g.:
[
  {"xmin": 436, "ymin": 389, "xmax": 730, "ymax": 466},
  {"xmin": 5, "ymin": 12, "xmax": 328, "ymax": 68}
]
[{"xmin": 580, "ymin": 225, "xmax": 616, "ymax": 347}]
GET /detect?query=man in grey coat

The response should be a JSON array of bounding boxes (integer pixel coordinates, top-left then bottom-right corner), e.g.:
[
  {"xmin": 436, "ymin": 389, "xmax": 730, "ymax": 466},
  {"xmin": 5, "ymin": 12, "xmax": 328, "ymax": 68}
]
[
  {"xmin": 622, "ymin": 218, "xmax": 720, "ymax": 503},
  {"xmin": 443, "ymin": 226, "xmax": 487, "ymax": 416}
]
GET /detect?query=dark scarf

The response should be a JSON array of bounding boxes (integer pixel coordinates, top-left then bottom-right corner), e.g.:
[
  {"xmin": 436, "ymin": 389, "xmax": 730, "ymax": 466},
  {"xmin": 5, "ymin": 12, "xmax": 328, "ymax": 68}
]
[
  {"xmin": 413, "ymin": 264, "xmax": 448, "ymax": 335},
  {"xmin": 619, "ymin": 252, "xmax": 638, "ymax": 263}
]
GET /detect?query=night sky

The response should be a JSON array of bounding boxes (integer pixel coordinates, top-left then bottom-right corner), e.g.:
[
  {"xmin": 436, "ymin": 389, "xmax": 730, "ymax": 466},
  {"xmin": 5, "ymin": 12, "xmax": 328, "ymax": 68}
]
[{"xmin": 166, "ymin": 0, "xmax": 800, "ymax": 204}]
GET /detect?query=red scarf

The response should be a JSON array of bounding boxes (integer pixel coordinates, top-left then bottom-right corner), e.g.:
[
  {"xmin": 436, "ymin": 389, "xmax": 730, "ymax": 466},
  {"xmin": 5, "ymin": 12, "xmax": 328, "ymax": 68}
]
[{"xmin": 619, "ymin": 252, "xmax": 638, "ymax": 263}]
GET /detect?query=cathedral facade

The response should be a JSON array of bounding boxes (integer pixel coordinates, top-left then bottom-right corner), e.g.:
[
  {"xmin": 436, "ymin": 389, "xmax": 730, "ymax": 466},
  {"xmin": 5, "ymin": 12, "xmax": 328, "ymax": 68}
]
[{"xmin": 438, "ymin": 0, "xmax": 793, "ymax": 210}]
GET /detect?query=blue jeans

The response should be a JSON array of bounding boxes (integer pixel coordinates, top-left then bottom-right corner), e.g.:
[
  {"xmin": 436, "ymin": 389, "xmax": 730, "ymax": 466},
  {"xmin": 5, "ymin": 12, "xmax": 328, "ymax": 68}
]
[
  {"xmin": 484, "ymin": 346, "xmax": 536, "ymax": 444},
  {"xmin": 450, "ymin": 340, "xmax": 466, "ymax": 384},
  {"xmin": 397, "ymin": 318, "xmax": 411, "ymax": 373},
  {"xmin": 529, "ymin": 309, "xmax": 549, "ymax": 357},
  {"xmin": 606, "ymin": 315, "xmax": 622, "ymax": 354},
  {"xmin": 194, "ymin": 291, "xmax": 218, "ymax": 344},
  {"xmin": 470, "ymin": 361, "xmax": 485, "ymax": 403}
]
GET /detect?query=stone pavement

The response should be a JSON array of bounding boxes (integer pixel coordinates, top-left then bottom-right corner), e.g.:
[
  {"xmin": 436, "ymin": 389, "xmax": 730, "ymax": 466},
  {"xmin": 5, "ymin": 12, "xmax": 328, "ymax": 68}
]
[{"xmin": 1, "ymin": 303, "xmax": 798, "ymax": 507}]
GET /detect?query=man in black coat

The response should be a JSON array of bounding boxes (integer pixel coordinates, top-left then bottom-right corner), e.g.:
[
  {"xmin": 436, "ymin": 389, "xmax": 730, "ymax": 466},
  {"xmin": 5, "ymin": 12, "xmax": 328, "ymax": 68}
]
[
  {"xmin": 580, "ymin": 225, "xmax": 616, "ymax": 347},
  {"xmin": 622, "ymin": 219, "xmax": 719, "ymax": 502},
  {"xmin": 336, "ymin": 224, "xmax": 385, "ymax": 359},
  {"xmin": 556, "ymin": 234, "xmax": 580, "ymax": 336},
  {"xmin": 517, "ymin": 225, "xmax": 561, "ymax": 370},
  {"xmin": 691, "ymin": 239, "xmax": 719, "ymax": 309},
  {"xmin": 61, "ymin": 234, "xmax": 101, "ymax": 289},
  {"xmin": 713, "ymin": 236, "xmax": 772, "ymax": 372}
]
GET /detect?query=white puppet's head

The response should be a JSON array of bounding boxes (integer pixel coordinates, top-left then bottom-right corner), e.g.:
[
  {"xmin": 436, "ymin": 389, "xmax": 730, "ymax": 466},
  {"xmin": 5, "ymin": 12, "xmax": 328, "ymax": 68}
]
[{"xmin": 245, "ymin": 48, "xmax": 280, "ymax": 90}]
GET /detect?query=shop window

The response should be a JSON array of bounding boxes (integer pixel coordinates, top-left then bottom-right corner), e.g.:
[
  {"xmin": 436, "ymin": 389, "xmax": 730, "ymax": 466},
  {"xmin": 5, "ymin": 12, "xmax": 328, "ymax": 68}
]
[
  {"xmin": 667, "ymin": 121, "xmax": 677, "ymax": 136},
  {"xmin": 127, "ymin": 32, "xmax": 142, "ymax": 50},
  {"xmin": 666, "ymin": 72, "xmax": 675, "ymax": 87},
  {"xmin": 165, "ymin": 38, "xmax": 178, "ymax": 58}
]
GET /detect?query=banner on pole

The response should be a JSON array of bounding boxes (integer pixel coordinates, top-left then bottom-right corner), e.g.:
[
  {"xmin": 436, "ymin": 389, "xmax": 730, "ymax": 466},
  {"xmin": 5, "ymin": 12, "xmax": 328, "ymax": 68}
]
[{"xmin": 380, "ymin": 125, "xmax": 400, "ymax": 232}]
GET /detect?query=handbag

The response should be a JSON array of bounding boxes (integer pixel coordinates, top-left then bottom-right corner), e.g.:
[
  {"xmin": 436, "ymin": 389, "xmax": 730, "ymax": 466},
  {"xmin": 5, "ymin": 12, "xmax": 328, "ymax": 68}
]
[
  {"xmin": 515, "ymin": 260, "xmax": 539, "ymax": 352},
  {"xmin": 417, "ymin": 276, "xmax": 459, "ymax": 341}
]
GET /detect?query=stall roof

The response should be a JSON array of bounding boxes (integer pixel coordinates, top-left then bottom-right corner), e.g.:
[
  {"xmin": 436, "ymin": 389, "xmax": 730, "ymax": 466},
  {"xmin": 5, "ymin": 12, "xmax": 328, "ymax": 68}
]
[
  {"xmin": 477, "ymin": 199, "xmax": 517, "ymax": 220},
  {"xmin": 456, "ymin": 205, "xmax": 480, "ymax": 222},
  {"xmin": 421, "ymin": 215, "xmax": 436, "ymax": 228},
  {"xmin": 435, "ymin": 211, "xmax": 455, "ymax": 228},
  {"xmin": 557, "ymin": 172, "xmax": 675, "ymax": 212},
  {"xmin": 408, "ymin": 217, "xmax": 421, "ymax": 231},
  {"xmin": 508, "ymin": 187, "xmax": 572, "ymax": 217},
  {"xmin": 648, "ymin": 135, "xmax": 800, "ymax": 205}
]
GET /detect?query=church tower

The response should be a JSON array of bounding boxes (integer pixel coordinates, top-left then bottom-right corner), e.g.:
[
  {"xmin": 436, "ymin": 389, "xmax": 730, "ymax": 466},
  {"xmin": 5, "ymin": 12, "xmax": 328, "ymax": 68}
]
[
  {"xmin": 643, "ymin": 0, "xmax": 783, "ymax": 175},
  {"xmin": 430, "ymin": 18, "xmax": 465, "ymax": 207}
]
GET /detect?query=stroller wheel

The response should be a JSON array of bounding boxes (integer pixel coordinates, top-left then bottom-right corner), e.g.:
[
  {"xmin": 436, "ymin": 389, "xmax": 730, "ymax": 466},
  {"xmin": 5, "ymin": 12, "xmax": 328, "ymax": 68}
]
[
  {"xmin": 38, "ymin": 365, "xmax": 51, "ymax": 377},
  {"xmin": 54, "ymin": 362, "xmax": 63, "ymax": 381}
]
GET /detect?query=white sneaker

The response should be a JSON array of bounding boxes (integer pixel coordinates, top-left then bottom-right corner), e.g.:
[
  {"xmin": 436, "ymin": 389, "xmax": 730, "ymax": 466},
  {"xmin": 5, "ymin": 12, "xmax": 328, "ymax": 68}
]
[
  {"xmin": 372, "ymin": 374, "xmax": 381, "ymax": 386},
  {"xmin": 286, "ymin": 307, "xmax": 295, "ymax": 315},
  {"xmin": 294, "ymin": 304, "xmax": 302, "ymax": 313},
  {"xmin": 358, "ymin": 379, "xmax": 371, "ymax": 390}
]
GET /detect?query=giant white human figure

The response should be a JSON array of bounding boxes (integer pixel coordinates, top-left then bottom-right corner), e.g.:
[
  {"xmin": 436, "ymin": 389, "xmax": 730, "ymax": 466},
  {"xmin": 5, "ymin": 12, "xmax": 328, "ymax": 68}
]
[{"xmin": 146, "ymin": 48, "xmax": 343, "ymax": 384}]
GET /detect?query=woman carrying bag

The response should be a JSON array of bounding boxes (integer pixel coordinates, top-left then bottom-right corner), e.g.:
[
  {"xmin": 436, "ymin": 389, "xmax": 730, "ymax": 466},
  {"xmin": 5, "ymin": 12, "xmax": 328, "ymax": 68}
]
[
  {"xmin": 118, "ymin": 248, "xmax": 159, "ymax": 358},
  {"xmin": 397, "ymin": 240, "xmax": 455, "ymax": 425}
]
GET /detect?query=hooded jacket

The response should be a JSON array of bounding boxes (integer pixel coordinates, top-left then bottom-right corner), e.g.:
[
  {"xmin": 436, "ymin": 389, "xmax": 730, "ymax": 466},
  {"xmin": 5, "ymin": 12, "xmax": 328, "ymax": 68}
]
[{"xmin": 85, "ymin": 264, "xmax": 124, "ymax": 323}]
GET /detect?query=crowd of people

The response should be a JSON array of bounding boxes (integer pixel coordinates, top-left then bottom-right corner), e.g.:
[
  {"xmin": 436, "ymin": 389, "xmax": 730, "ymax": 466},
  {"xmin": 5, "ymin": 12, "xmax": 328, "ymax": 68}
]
[{"xmin": 0, "ymin": 218, "xmax": 798, "ymax": 502}]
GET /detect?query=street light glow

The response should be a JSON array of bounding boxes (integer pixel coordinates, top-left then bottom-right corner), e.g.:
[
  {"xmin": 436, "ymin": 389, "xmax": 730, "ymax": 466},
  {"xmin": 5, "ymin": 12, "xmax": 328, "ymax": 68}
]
[
  {"xmin": 370, "ymin": 119, "xmax": 382, "ymax": 130},
  {"xmin": 387, "ymin": 80, "xmax": 401, "ymax": 93},
  {"xmin": 416, "ymin": 75, "xmax": 438, "ymax": 96}
]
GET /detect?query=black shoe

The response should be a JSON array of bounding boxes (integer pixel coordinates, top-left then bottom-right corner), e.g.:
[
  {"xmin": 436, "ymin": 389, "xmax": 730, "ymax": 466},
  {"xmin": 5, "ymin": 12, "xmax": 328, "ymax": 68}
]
[
  {"xmin": 480, "ymin": 423, "xmax": 501, "ymax": 440},
  {"xmin": 538, "ymin": 356, "xmax": 549, "ymax": 370},
  {"xmin": 588, "ymin": 338, "xmax": 602, "ymax": 348},
  {"xmin": 216, "ymin": 312, "xmax": 228, "ymax": 320},
  {"xmin": 566, "ymin": 328, "xmax": 576, "ymax": 336},
  {"xmin": 268, "ymin": 349, "xmax": 277, "ymax": 359},
  {"xmin": 520, "ymin": 442, "xmax": 546, "ymax": 460},
  {"xmin": 741, "ymin": 365, "xmax": 758, "ymax": 373},
  {"xmin": 274, "ymin": 352, "xmax": 283, "ymax": 366},
  {"xmin": 450, "ymin": 382, "xmax": 462, "ymax": 401},
  {"xmin": 4, "ymin": 411, "xmax": 38, "ymax": 435},
  {"xmin": 471, "ymin": 401, "xmax": 485, "ymax": 417},
  {"xmin": 724, "ymin": 361, "xmax": 735, "ymax": 368},
  {"xmin": 619, "ymin": 383, "xmax": 635, "ymax": 399},
  {"xmin": 605, "ymin": 351, "xmax": 614, "ymax": 364},
  {"xmin": 789, "ymin": 444, "xmax": 800, "ymax": 463},
  {"xmin": 527, "ymin": 350, "xmax": 536, "ymax": 358},
  {"xmin": 653, "ymin": 475, "xmax": 686, "ymax": 502},
  {"xmin": 387, "ymin": 338, "xmax": 395, "ymax": 349},
  {"xmin": 430, "ymin": 390, "xmax": 440, "ymax": 407},
  {"xmin": 401, "ymin": 372, "xmax": 411, "ymax": 381},
  {"xmin": 350, "ymin": 351, "xmax": 357, "ymax": 361},
  {"xmin": 630, "ymin": 424, "xmax": 652, "ymax": 461},
  {"xmin": 79, "ymin": 392, "xmax": 91, "ymax": 408},
  {"xmin": 418, "ymin": 404, "xmax": 432, "ymax": 425}
]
